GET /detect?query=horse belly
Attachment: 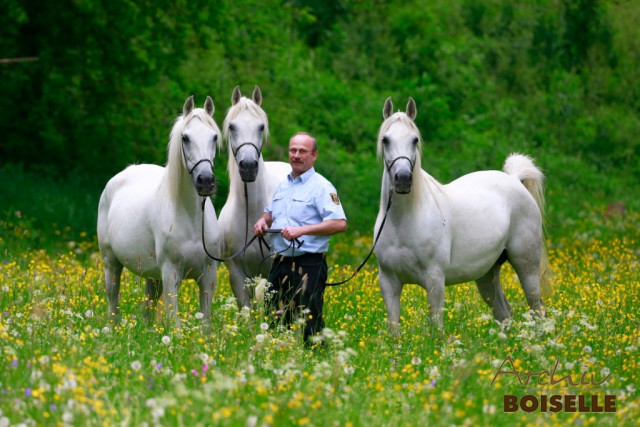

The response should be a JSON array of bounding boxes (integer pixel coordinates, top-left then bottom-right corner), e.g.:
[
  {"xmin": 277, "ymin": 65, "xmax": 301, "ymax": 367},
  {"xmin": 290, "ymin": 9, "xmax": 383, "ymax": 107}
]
[
  {"xmin": 445, "ymin": 180, "xmax": 512, "ymax": 284},
  {"xmin": 101, "ymin": 169, "xmax": 163, "ymax": 278}
]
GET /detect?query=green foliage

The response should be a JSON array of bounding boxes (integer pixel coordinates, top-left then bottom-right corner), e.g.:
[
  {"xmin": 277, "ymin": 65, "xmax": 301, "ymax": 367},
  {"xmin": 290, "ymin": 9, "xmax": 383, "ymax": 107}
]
[{"xmin": 1, "ymin": 0, "xmax": 639, "ymax": 238}]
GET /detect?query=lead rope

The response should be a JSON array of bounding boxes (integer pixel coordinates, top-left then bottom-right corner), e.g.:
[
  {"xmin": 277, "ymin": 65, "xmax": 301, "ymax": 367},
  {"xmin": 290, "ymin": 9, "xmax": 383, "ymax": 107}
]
[
  {"xmin": 325, "ymin": 189, "xmax": 393, "ymax": 286},
  {"xmin": 200, "ymin": 189, "xmax": 393, "ymax": 288}
]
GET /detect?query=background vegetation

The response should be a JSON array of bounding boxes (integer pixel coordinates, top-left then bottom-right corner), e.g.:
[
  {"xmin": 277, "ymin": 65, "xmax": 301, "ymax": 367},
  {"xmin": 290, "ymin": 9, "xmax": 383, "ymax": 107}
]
[{"xmin": 2, "ymin": 0, "xmax": 639, "ymax": 249}]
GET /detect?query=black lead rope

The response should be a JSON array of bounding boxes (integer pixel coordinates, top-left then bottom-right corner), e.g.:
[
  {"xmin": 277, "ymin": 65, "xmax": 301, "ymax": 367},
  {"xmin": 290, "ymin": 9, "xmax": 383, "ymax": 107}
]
[
  {"xmin": 200, "ymin": 195, "xmax": 302, "ymax": 263},
  {"xmin": 325, "ymin": 189, "xmax": 393, "ymax": 286},
  {"xmin": 200, "ymin": 190, "xmax": 393, "ymax": 288}
]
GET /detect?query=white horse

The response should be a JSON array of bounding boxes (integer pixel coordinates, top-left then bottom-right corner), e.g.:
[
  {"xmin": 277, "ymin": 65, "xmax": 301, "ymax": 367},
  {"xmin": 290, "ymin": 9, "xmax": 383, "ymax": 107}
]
[
  {"xmin": 97, "ymin": 96, "xmax": 222, "ymax": 326},
  {"xmin": 374, "ymin": 97, "xmax": 552, "ymax": 332},
  {"xmin": 218, "ymin": 86, "xmax": 290, "ymax": 307}
]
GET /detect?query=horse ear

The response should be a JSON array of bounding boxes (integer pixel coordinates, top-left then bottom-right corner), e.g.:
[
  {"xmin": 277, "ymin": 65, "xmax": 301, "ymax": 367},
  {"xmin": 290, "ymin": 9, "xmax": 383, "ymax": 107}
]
[
  {"xmin": 232, "ymin": 86, "xmax": 241, "ymax": 106},
  {"xmin": 204, "ymin": 96, "xmax": 215, "ymax": 116},
  {"xmin": 406, "ymin": 97, "xmax": 417, "ymax": 120},
  {"xmin": 252, "ymin": 85, "xmax": 262, "ymax": 106},
  {"xmin": 383, "ymin": 97, "xmax": 394, "ymax": 120},
  {"xmin": 183, "ymin": 95, "xmax": 195, "ymax": 117}
]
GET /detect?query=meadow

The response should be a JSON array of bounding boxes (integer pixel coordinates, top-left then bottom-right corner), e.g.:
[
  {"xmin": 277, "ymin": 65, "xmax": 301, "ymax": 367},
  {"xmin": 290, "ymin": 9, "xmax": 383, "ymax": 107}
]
[{"xmin": 0, "ymin": 206, "xmax": 638, "ymax": 427}]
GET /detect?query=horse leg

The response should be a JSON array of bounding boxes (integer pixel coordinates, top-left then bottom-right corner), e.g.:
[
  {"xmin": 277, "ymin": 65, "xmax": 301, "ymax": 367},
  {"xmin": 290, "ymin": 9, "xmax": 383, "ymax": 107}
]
[
  {"xmin": 508, "ymin": 243, "xmax": 545, "ymax": 316},
  {"xmin": 475, "ymin": 262, "xmax": 513, "ymax": 321},
  {"xmin": 103, "ymin": 252, "xmax": 123, "ymax": 323},
  {"xmin": 227, "ymin": 261, "xmax": 251, "ymax": 309},
  {"xmin": 197, "ymin": 263, "xmax": 217, "ymax": 332},
  {"xmin": 423, "ymin": 273, "xmax": 446, "ymax": 331},
  {"xmin": 160, "ymin": 263, "xmax": 183, "ymax": 328},
  {"xmin": 379, "ymin": 269, "xmax": 403, "ymax": 336},
  {"xmin": 144, "ymin": 278, "xmax": 163, "ymax": 323}
]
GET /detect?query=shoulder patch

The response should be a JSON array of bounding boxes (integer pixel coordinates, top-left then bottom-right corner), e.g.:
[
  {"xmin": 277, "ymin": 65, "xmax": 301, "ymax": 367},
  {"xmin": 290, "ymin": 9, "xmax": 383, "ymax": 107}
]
[{"xmin": 330, "ymin": 193, "xmax": 341, "ymax": 205}]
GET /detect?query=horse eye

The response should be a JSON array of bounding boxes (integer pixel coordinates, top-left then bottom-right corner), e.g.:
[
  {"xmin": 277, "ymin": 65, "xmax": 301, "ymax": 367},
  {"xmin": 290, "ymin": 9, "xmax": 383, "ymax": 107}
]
[
  {"xmin": 258, "ymin": 124, "xmax": 265, "ymax": 132},
  {"xmin": 229, "ymin": 124, "xmax": 236, "ymax": 132},
  {"xmin": 412, "ymin": 136, "xmax": 419, "ymax": 145},
  {"xmin": 182, "ymin": 135, "xmax": 190, "ymax": 144},
  {"xmin": 213, "ymin": 134, "xmax": 218, "ymax": 142},
  {"xmin": 382, "ymin": 136, "xmax": 389, "ymax": 145}
]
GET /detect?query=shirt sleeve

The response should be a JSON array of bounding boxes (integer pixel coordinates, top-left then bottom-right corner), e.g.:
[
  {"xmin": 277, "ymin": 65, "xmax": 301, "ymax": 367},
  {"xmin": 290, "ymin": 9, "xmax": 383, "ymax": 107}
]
[{"xmin": 316, "ymin": 182, "xmax": 347, "ymax": 221}]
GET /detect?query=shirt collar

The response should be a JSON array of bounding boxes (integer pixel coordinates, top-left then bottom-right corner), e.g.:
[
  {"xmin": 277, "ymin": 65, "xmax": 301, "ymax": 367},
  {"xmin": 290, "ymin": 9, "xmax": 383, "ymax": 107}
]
[{"xmin": 288, "ymin": 167, "xmax": 316, "ymax": 184}]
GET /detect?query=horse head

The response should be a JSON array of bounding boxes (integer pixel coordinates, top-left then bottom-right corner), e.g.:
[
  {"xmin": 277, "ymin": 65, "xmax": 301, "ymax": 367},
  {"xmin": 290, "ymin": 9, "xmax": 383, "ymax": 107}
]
[
  {"xmin": 224, "ymin": 86, "xmax": 268, "ymax": 183},
  {"xmin": 179, "ymin": 95, "xmax": 220, "ymax": 196},
  {"xmin": 379, "ymin": 97, "xmax": 420, "ymax": 194}
]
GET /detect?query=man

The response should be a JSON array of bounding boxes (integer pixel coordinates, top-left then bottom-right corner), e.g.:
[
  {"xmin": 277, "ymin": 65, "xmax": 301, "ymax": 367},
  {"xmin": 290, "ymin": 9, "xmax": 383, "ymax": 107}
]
[{"xmin": 253, "ymin": 132, "xmax": 347, "ymax": 347}]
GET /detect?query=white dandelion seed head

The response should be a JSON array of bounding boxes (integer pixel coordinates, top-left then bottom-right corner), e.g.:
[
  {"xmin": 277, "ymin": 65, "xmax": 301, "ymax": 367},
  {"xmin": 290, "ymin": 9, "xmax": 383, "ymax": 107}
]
[
  {"xmin": 260, "ymin": 322, "xmax": 269, "ymax": 331},
  {"xmin": 131, "ymin": 360, "xmax": 142, "ymax": 371},
  {"xmin": 162, "ymin": 336, "xmax": 171, "ymax": 345}
]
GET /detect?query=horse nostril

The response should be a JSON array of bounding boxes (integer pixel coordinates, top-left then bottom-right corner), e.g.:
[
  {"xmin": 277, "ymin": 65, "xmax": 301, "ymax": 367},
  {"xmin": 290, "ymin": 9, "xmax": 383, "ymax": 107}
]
[
  {"xmin": 198, "ymin": 174, "xmax": 215, "ymax": 187},
  {"xmin": 239, "ymin": 159, "xmax": 258, "ymax": 170}
]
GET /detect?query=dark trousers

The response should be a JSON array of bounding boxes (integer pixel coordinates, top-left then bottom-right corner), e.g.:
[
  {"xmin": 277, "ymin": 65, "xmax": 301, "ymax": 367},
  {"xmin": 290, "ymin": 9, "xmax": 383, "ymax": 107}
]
[{"xmin": 266, "ymin": 252, "xmax": 328, "ymax": 345}]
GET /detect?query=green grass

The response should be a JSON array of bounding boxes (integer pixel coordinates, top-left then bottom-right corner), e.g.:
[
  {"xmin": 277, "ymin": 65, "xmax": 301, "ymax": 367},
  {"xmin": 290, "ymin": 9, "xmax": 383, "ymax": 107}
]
[{"xmin": 0, "ymin": 208, "xmax": 638, "ymax": 426}]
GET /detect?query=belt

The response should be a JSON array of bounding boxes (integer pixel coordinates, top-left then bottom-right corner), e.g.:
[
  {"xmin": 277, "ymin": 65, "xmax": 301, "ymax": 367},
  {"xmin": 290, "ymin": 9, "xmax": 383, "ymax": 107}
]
[{"xmin": 281, "ymin": 252, "xmax": 325, "ymax": 262}]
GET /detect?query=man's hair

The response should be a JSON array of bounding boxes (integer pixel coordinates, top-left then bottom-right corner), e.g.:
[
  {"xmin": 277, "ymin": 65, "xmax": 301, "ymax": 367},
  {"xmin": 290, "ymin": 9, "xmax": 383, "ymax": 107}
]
[{"xmin": 291, "ymin": 131, "xmax": 318, "ymax": 153}]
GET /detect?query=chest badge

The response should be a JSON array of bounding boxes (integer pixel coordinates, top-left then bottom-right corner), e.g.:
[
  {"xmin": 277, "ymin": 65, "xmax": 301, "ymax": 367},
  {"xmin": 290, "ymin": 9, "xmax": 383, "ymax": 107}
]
[{"xmin": 330, "ymin": 193, "xmax": 341, "ymax": 205}]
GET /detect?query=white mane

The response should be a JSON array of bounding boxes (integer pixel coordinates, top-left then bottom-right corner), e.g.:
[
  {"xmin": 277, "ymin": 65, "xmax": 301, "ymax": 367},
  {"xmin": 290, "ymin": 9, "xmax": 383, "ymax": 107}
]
[{"xmin": 165, "ymin": 108, "xmax": 221, "ymax": 202}]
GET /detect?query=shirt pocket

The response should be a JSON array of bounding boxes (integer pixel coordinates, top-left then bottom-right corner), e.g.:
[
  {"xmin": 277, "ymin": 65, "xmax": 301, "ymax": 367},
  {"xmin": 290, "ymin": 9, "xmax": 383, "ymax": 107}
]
[
  {"xmin": 271, "ymin": 193, "xmax": 286, "ymax": 218},
  {"xmin": 290, "ymin": 194, "xmax": 316, "ymax": 224}
]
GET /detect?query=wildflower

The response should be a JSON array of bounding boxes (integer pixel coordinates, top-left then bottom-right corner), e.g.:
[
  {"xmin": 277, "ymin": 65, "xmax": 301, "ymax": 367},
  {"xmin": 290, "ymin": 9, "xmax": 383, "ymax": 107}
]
[
  {"xmin": 85, "ymin": 310, "xmax": 94, "ymax": 318},
  {"xmin": 583, "ymin": 345, "xmax": 592, "ymax": 353},
  {"xmin": 256, "ymin": 334, "xmax": 265, "ymax": 343},
  {"xmin": 131, "ymin": 361, "xmax": 142, "ymax": 371},
  {"xmin": 260, "ymin": 322, "xmax": 269, "ymax": 331},
  {"xmin": 162, "ymin": 336, "xmax": 171, "ymax": 345},
  {"xmin": 246, "ymin": 415, "xmax": 258, "ymax": 427},
  {"xmin": 195, "ymin": 312, "xmax": 204, "ymax": 320},
  {"xmin": 411, "ymin": 357, "xmax": 422, "ymax": 366}
]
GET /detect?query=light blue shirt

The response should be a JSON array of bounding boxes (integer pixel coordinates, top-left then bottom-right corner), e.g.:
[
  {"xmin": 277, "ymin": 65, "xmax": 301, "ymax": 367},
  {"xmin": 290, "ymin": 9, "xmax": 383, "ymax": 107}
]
[{"xmin": 266, "ymin": 168, "xmax": 346, "ymax": 256}]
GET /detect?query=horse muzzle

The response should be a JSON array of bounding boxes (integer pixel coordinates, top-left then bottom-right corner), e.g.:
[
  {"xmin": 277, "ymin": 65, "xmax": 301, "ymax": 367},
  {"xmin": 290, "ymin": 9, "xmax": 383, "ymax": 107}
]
[
  {"xmin": 195, "ymin": 172, "xmax": 216, "ymax": 196},
  {"xmin": 238, "ymin": 160, "xmax": 259, "ymax": 183},
  {"xmin": 394, "ymin": 171, "xmax": 413, "ymax": 194}
]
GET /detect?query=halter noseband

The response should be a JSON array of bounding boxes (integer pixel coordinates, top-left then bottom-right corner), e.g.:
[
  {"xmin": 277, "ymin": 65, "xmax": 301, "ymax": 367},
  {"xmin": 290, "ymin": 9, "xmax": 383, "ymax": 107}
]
[
  {"xmin": 182, "ymin": 139, "xmax": 214, "ymax": 176},
  {"xmin": 384, "ymin": 154, "xmax": 416, "ymax": 174},
  {"xmin": 232, "ymin": 142, "xmax": 262, "ymax": 159}
]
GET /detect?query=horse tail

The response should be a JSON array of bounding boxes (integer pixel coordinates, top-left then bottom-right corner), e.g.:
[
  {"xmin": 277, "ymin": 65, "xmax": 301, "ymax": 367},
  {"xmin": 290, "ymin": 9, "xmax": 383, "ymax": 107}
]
[{"xmin": 503, "ymin": 153, "xmax": 553, "ymax": 297}]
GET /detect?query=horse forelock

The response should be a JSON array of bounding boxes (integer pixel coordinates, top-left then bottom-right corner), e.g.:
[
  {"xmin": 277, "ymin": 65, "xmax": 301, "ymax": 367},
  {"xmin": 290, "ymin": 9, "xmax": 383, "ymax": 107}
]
[
  {"xmin": 377, "ymin": 112, "xmax": 422, "ymax": 160},
  {"xmin": 223, "ymin": 97, "xmax": 270, "ymax": 147}
]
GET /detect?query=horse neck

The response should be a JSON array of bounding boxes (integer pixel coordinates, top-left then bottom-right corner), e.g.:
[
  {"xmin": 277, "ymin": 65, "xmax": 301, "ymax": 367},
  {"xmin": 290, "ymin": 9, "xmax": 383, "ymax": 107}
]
[
  {"xmin": 163, "ymin": 164, "xmax": 202, "ymax": 216},
  {"xmin": 381, "ymin": 168, "xmax": 440, "ymax": 215},
  {"xmin": 228, "ymin": 155, "xmax": 270, "ymax": 212}
]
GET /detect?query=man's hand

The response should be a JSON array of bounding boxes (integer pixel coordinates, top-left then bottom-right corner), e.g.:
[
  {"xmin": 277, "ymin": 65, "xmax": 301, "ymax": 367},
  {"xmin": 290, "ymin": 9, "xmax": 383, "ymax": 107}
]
[
  {"xmin": 253, "ymin": 214, "xmax": 272, "ymax": 237},
  {"xmin": 281, "ymin": 226, "xmax": 304, "ymax": 241}
]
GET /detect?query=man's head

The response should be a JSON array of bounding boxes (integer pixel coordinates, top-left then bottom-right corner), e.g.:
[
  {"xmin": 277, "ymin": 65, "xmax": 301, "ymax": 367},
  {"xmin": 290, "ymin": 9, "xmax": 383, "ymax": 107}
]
[{"xmin": 288, "ymin": 132, "xmax": 318, "ymax": 178}]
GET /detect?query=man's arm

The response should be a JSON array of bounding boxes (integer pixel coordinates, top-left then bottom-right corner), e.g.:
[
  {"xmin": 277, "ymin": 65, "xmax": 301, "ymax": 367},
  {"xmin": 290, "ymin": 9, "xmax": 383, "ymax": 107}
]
[
  {"xmin": 253, "ymin": 212, "xmax": 273, "ymax": 237},
  {"xmin": 281, "ymin": 219, "xmax": 346, "ymax": 241}
]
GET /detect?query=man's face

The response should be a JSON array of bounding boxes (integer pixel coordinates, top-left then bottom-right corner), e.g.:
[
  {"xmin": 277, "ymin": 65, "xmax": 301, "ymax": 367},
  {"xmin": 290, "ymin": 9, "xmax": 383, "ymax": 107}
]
[{"xmin": 288, "ymin": 135, "xmax": 317, "ymax": 178}]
